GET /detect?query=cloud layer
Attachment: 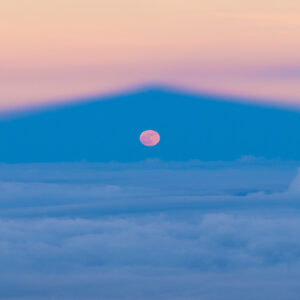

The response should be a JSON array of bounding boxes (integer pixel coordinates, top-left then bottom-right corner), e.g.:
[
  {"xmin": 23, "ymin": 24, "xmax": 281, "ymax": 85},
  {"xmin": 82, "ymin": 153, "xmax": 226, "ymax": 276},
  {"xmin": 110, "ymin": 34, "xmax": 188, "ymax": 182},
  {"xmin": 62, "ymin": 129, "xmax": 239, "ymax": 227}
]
[{"xmin": 1, "ymin": 159, "xmax": 300, "ymax": 299}]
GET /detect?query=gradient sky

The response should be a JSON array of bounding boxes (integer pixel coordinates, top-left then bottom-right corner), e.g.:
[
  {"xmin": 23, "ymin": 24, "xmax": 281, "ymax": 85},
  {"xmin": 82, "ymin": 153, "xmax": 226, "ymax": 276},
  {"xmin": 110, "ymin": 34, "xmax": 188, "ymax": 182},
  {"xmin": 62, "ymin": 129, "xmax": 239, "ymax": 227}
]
[{"xmin": 1, "ymin": 0, "xmax": 300, "ymax": 110}]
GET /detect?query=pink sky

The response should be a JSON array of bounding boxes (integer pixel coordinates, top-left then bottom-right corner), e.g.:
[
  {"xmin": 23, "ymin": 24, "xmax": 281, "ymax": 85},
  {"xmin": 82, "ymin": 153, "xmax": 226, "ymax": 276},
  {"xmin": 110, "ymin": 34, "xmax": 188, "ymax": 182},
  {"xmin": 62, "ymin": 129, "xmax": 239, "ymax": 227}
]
[{"xmin": 1, "ymin": 0, "xmax": 300, "ymax": 110}]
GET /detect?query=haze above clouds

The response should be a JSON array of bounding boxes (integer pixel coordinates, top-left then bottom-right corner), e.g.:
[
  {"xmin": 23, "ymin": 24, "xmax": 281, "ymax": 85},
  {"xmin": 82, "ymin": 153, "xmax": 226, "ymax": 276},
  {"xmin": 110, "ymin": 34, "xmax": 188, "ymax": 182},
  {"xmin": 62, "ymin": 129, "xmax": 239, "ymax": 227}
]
[
  {"xmin": 1, "ymin": 0, "xmax": 300, "ymax": 108},
  {"xmin": 1, "ymin": 159, "xmax": 300, "ymax": 299}
]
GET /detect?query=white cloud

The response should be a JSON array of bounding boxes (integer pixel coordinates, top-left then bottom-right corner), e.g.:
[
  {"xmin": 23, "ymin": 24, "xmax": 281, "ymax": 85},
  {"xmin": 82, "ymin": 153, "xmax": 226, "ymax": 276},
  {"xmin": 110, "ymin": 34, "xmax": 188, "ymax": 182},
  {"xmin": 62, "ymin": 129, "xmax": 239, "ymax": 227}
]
[{"xmin": 0, "ymin": 160, "xmax": 300, "ymax": 299}]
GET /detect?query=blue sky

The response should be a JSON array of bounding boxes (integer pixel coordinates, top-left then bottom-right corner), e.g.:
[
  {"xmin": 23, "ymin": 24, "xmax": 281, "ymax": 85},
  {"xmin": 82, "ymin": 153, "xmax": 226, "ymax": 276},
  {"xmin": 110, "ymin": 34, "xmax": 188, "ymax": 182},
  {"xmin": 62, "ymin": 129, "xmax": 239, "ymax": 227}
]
[{"xmin": 2, "ymin": 89, "xmax": 300, "ymax": 163}]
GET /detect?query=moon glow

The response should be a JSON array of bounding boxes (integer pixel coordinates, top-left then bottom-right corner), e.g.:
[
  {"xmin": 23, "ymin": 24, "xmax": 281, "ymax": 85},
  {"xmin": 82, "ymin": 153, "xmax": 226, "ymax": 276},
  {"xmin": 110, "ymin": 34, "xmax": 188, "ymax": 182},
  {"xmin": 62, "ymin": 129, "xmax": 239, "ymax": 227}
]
[{"xmin": 140, "ymin": 130, "xmax": 160, "ymax": 147}]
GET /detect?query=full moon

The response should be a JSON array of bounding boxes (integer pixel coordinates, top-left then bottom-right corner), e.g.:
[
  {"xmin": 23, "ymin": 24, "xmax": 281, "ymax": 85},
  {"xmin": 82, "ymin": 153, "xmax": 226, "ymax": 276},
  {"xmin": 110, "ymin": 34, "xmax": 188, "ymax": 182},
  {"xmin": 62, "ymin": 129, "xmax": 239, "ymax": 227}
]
[{"xmin": 140, "ymin": 130, "xmax": 160, "ymax": 147}]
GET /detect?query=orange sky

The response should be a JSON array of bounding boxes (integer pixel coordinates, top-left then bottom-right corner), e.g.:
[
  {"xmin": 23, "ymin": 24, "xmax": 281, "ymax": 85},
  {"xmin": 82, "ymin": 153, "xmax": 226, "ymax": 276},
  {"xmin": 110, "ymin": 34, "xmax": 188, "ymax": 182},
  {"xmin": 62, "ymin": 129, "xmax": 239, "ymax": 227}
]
[{"xmin": 1, "ymin": 0, "xmax": 300, "ymax": 110}]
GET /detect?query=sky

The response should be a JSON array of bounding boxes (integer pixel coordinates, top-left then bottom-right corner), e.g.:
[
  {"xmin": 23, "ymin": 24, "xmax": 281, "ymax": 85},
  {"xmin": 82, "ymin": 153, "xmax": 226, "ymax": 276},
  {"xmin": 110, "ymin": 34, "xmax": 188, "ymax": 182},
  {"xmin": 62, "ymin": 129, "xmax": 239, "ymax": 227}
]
[
  {"xmin": 1, "ymin": 159, "xmax": 300, "ymax": 299},
  {"xmin": 1, "ymin": 0, "xmax": 300, "ymax": 110},
  {"xmin": 1, "ymin": 2, "xmax": 300, "ymax": 298}
]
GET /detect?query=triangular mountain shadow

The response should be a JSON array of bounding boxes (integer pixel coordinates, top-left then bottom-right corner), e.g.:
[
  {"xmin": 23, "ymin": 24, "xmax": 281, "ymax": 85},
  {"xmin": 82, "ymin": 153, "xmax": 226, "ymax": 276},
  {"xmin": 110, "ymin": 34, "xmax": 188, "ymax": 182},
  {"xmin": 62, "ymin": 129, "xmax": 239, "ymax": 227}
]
[{"xmin": 0, "ymin": 87, "xmax": 299, "ymax": 163}]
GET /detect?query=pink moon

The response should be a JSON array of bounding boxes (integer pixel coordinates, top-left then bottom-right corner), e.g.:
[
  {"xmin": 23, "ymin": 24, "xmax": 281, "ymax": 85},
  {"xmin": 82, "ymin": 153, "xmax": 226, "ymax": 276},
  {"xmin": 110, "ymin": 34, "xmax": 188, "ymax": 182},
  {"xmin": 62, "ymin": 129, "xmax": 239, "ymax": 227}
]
[{"xmin": 140, "ymin": 130, "xmax": 160, "ymax": 147}]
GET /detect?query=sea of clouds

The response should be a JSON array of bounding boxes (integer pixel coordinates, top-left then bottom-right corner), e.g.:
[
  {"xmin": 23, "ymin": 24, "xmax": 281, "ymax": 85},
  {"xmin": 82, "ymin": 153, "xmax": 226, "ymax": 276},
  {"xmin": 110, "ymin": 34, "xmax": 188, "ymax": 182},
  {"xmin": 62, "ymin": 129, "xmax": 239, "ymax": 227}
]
[{"xmin": 1, "ymin": 158, "xmax": 300, "ymax": 300}]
